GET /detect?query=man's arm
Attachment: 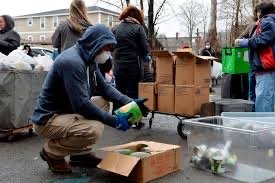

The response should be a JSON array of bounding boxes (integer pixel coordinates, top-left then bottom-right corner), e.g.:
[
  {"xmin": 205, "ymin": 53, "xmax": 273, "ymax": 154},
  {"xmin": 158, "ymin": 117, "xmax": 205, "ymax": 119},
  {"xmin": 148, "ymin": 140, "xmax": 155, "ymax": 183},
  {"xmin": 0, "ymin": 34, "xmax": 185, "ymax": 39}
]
[
  {"xmin": 249, "ymin": 20, "xmax": 275, "ymax": 49},
  {"xmin": 60, "ymin": 62, "xmax": 117, "ymax": 127},
  {"xmin": 95, "ymin": 65, "xmax": 132, "ymax": 106}
]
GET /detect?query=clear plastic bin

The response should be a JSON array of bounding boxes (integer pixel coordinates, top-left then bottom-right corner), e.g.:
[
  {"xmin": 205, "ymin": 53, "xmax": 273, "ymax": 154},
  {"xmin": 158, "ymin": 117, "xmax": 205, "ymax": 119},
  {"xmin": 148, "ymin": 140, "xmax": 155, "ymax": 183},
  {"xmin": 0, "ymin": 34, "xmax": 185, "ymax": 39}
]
[
  {"xmin": 221, "ymin": 112, "xmax": 275, "ymax": 124},
  {"xmin": 183, "ymin": 116, "xmax": 275, "ymax": 183}
]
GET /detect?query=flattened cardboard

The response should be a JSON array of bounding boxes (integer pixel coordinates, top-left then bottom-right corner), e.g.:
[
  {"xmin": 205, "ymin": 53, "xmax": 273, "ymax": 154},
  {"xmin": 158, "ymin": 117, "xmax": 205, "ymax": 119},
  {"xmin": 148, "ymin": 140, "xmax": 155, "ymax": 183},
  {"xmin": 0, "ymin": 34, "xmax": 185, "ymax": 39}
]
[
  {"xmin": 138, "ymin": 83, "xmax": 157, "ymax": 111},
  {"xmin": 157, "ymin": 85, "xmax": 175, "ymax": 113},
  {"xmin": 173, "ymin": 51, "xmax": 214, "ymax": 86},
  {"xmin": 98, "ymin": 141, "xmax": 181, "ymax": 183},
  {"xmin": 152, "ymin": 50, "xmax": 174, "ymax": 84}
]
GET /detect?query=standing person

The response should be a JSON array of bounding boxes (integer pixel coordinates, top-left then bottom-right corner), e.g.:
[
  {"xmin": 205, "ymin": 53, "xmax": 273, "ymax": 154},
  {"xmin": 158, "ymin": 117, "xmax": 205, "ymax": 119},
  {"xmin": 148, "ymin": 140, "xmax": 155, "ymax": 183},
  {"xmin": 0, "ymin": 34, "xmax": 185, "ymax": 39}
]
[
  {"xmin": 236, "ymin": 4, "xmax": 260, "ymax": 105},
  {"xmin": 112, "ymin": 6, "xmax": 151, "ymax": 100},
  {"xmin": 31, "ymin": 25, "xmax": 149, "ymax": 173},
  {"xmin": 236, "ymin": 2, "xmax": 275, "ymax": 112},
  {"xmin": 52, "ymin": 0, "xmax": 91, "ymax": 53},
  {"xmin": 200, "ymin": 41, "xmax": 216, "ymax": 91},
  {"xmin": 23, "ymin": 44, "xmax": 33, "ymax": 57},
  {"xmin": 0, "ymin": 15, "xmax": 20, "ymax": 55}
]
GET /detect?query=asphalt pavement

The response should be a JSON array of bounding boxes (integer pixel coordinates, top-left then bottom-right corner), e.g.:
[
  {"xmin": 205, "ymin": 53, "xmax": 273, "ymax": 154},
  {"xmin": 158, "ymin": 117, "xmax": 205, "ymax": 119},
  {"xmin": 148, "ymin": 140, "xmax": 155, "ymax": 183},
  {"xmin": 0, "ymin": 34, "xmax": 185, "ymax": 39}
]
[{"xmin": 0, "ymin": 87, "xmax": 274, "ymax": 183}]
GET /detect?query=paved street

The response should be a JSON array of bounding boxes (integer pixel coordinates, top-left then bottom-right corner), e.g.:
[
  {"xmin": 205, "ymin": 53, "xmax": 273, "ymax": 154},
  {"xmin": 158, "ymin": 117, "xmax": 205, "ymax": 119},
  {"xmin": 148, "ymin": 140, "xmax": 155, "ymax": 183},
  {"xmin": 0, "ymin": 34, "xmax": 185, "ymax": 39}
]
[{"xmin": 0, "ymin": 87, "xmax": 274, "ymax": 183}]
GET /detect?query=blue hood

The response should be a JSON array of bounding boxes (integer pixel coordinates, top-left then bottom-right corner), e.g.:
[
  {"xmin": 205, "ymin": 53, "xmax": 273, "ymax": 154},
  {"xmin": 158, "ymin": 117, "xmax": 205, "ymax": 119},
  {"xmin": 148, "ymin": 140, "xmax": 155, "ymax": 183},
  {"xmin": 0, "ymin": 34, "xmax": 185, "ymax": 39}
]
[{"xmin": 77, "ymin": 24, "xmax": 117, "ymax": 64}]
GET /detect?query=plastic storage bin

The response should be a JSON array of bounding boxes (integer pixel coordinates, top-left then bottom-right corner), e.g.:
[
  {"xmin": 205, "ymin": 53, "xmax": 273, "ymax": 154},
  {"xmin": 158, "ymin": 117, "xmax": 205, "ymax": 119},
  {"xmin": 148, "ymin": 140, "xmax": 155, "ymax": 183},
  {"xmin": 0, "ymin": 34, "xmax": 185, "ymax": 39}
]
[
  {"xmin": 222, "ymin": 47, "xmax": 250, "ymax": 74},
  {"xmin": 215, "ymin": 99, "xmax": 254, "ymax": 115},
  {"xmin": 183, "ymin": 116, "xmax": 275, "ymax": 183},
  {"xmin": 222, "ymin": 112, "xmax": 275, "ymax": 124}
]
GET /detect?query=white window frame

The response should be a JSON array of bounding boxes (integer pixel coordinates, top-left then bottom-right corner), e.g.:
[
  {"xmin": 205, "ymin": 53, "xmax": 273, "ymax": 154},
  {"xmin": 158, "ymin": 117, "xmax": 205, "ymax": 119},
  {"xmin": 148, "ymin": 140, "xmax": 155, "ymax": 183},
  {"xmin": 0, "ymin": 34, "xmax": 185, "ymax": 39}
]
[
  {"xmin": 27, "ymin": 17, "xmax": 33, "ymax": 26},
  {"xmin": 40, "ymin": 17, "xmax": 46, "ymax": 29},
  {"xmin": 53, "ymin": 16, "xmax": 59, "ymax": 28},
  {"xmin": 40, "ymin": 35, "xmax": 46, "ymax": 41},
  {"xmin": 27, "ymin": 36, "xmax": 33, "ymax": 42},
  {"xmin": 108, "ymin": 15, "xmax": 113, "ymax": 27}
]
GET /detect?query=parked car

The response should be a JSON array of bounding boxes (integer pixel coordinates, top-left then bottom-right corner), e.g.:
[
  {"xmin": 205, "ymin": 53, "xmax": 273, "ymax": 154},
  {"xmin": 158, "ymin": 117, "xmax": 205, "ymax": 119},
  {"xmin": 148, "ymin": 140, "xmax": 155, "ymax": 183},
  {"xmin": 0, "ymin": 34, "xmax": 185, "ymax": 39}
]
[{"xmin": 31, "ymin": 47, "xmax": 53, "ymax": 57}]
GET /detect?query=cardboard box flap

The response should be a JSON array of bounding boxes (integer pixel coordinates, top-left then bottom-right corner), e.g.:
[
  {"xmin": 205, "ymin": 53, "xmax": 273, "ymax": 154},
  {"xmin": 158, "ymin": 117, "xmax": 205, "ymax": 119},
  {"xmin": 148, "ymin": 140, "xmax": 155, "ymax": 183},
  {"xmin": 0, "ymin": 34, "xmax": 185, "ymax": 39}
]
[
  {"xmin": 152, "ymin": 50, "xmax": 172, "ymax": 57},
  {"xmin": 173, "ymin": 51, "xmax": 193, "ymax": 58},
  {"xmin": 197, "ymin": 56, "xmax": 217, "ymax": 60},
  {"xmin": 97, "ymin": 152, "xmax": 140, "ymax": 177},
  {"xmin": 98, "ymin": 141, "xmax": 180, "ymax": 153}
]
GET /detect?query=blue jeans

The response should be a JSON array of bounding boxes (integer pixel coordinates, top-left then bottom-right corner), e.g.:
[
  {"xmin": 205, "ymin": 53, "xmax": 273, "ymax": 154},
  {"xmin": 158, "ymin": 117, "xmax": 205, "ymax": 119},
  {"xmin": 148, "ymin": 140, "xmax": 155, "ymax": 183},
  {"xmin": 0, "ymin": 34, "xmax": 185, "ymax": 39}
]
[
  {"xmin": 248, "ymin": 72, "xmax": 256, "ymax": 103},
  {"xmin": 255, "ymin": 72, "xmax": 275, "ymax": 112}
]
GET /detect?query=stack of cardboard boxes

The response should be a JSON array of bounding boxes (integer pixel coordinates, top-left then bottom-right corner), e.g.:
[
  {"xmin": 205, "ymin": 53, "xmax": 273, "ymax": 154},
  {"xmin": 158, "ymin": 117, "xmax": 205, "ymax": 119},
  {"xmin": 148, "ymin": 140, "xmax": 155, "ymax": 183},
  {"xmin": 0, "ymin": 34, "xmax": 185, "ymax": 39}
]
[{"xmin": 139, "ymin": 49, "xmax": 213, "ymax": 116}]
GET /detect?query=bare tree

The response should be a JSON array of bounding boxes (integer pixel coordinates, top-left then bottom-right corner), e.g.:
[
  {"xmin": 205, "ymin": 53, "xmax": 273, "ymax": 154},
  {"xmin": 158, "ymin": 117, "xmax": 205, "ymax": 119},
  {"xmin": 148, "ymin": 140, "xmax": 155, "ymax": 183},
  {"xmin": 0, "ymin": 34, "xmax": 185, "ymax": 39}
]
[
  {"xmin": 208, "ymin": 0, "xmax": 218, "ymax": 49},
  {"xmin": 179, "ymin": 0, "xmax": 203, "ymax": 47}
]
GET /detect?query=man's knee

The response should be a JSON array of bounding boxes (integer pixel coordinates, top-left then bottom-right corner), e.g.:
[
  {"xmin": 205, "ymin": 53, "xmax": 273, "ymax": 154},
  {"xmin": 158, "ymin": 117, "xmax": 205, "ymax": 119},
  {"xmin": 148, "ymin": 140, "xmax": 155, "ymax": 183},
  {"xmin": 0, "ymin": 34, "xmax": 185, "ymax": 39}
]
[{"xmin": 86, "ymin": 122, "xmax": 104, "ymax": 142}]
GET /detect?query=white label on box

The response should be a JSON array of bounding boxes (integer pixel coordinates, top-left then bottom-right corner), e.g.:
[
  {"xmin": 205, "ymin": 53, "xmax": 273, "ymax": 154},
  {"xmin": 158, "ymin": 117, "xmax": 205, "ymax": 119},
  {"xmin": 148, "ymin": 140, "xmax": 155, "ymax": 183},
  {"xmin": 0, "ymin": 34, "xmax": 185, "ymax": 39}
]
[{"xmin": 244, "ymin": 51, "xmax": 249, "ymax": 62}]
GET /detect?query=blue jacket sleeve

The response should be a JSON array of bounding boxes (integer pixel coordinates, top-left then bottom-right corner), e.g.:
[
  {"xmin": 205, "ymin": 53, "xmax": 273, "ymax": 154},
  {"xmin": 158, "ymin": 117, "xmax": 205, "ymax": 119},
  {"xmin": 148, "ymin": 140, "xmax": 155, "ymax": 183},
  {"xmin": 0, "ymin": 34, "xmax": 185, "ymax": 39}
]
[
  {"xmin": 248, "ymin": 19, "xmax": 275, "ymax": 49},
  {"xmin": 95, "ymin": 65, "xmax": 133, "ymax": 105},
  {"xmin": 60, "ymin": 62, "xmax": 117, "ymax": 127}
]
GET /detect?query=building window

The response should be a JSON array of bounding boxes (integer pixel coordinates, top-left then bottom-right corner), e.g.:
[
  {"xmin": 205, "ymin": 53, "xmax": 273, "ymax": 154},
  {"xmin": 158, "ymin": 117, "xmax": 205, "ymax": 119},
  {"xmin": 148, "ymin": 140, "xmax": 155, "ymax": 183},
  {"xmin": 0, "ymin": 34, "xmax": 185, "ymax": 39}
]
[
  {"xmin": 27, "ymin": 36, "xmax": 33, "ymax": 42},
  {"xmin": 53, "ymin": 16, "xmax": 59, "ymax": 28},
  {"xmin": 40, "ymin": 35, "xmax": 46, "ymax": 41},
  {"xmin": 108, "ymin": 16, "xmax": 113, "ymax": 27},
  {"xmin": 40, "ymin": 17, "xmax": 46, "ymax": 29},
  {"xmin": 27, "ymin": 17, "xmax": 33, "ymax": 26}
]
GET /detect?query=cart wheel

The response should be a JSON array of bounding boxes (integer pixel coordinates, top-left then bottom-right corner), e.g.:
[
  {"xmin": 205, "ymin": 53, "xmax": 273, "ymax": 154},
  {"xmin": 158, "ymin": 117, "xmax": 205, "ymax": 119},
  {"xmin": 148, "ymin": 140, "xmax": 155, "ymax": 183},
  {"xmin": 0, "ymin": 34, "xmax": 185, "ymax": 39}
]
[
  {"xmin": 28, "ymin": 128, "xmax": 33, "ymax": 137},
  {"xmin": 7, "ymin": 136, "xmax": 14, "ymax": 142},
  {"xmin": 149, "ymin": 118, "xmax": 153, "ymax": 129},
  {"xmin": 177, "ymin": 121, "xmax": 187, "ymax": 139}
]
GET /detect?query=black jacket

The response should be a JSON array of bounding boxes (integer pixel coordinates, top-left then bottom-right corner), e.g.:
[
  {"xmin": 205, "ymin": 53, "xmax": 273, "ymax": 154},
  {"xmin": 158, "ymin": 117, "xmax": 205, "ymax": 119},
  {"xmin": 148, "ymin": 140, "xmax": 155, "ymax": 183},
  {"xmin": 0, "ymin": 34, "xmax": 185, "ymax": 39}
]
[
  {"xmin": 200, "ymin": 47, "xmax": 216, "ymax": 57},
  {"xmin": 112, "ymin": 22, "xmax": 150, "ymax": 64},
  {"xmin": 0, "ymin": 15, "xmax": 20, "ymax": 55}
]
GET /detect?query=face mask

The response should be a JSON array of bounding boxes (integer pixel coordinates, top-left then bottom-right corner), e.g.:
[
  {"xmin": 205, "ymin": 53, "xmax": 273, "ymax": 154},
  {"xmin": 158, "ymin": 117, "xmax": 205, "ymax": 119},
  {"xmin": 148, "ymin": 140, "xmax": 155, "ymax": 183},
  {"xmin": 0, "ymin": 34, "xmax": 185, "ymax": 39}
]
[
  {"xmin": 206, "ymin": 45, "xmax": 210, "ymax": 49},
  {"xmin": 95, "ymin": 51, "xmax": 111, "ymax": 64}
]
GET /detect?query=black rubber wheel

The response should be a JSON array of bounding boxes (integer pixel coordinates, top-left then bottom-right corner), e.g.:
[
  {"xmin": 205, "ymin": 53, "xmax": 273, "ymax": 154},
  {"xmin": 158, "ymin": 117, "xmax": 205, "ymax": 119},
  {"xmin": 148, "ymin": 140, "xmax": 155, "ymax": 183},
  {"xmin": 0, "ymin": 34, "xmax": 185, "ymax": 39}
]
[
  {"xmin": 7, "ymin": 136, "xmax": 14, "ymax": 142},
  {"xmin": 177, "ymin": 121, "xmax": 187, "ymax": 139}
]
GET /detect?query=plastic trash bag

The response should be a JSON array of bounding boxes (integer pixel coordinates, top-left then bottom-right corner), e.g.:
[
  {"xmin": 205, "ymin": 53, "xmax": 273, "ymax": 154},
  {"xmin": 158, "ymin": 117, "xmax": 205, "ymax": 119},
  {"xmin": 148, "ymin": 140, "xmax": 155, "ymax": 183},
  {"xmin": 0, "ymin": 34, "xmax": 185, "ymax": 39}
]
[
  {"xmin": 9, "ymin": 61, "xmax": 32, "ymax": 70},
  {"xmin": 6, "ymin": 50, "xmax": 37, "ymax": 65},
  {"xmin": 34, "ymin": 55, "xmax": 53, "ymax": 71},
  {"xmin": 211, "ymin": 61, "xmax": 222, "ymax": 79}
]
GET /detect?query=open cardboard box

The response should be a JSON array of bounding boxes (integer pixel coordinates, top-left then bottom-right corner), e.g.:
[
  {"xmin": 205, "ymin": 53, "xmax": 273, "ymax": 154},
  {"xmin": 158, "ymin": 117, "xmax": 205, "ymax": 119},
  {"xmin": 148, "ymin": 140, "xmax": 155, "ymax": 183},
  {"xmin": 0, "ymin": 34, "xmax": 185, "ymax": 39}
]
[
  {"xmin": 173, "ymin": 50, "xmax": 217, "ymax": 86},
  {"xmin": 97, "ymin": 141, "xmax": 181, "ymax": 183}
]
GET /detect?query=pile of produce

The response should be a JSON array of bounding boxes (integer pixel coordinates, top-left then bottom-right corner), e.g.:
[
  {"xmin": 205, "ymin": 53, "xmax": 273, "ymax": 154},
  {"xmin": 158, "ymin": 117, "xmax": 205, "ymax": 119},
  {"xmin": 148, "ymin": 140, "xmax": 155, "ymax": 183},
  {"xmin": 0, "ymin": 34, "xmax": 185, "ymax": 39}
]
[{"xmin": 114, "ymin": 144, "xmax": 151, "ymax": 158}]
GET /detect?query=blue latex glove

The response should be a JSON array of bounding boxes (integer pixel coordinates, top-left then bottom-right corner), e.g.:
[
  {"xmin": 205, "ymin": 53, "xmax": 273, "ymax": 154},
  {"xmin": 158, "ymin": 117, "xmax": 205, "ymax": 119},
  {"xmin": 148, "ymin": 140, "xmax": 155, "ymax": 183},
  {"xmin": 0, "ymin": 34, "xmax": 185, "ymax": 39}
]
[
  {"xmin": 134, "ymin": 98, "xmax": 149, "ymax": 117},
  {"xmin": 235, "ymin": 39, "xmax": 248, "ymax": 48},
  {"xmin": 114, "ymin": 113, "xmax": 132, "ymax": 131}
]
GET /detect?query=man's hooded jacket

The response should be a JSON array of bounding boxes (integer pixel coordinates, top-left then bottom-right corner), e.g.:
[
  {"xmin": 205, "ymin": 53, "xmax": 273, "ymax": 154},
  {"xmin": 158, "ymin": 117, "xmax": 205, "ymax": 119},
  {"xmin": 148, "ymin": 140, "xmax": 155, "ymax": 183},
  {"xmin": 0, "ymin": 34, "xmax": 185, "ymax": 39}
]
[{"xmin": 32, "ymin": 25, "xmax": 132, "ymax": 127}]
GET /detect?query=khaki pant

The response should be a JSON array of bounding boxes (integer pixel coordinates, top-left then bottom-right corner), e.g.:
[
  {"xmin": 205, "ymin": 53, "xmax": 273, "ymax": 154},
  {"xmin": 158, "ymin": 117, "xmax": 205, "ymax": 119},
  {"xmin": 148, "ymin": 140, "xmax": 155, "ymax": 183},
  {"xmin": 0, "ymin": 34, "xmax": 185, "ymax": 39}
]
[{"xmin": 33, "ymin": 97, "xmax": 110, "ymax": 159}]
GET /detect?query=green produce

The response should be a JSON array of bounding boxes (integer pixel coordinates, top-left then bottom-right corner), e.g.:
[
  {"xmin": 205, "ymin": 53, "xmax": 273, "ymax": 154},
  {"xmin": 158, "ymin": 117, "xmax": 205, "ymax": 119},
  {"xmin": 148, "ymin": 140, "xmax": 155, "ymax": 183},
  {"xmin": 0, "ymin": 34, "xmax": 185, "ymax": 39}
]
[
  {"xmin": 130, "ymin": 152, "xmax": 151, "ymax": 158},
  {"xmin": 114, "ymin": 149, "xmax": 134, "ymax": 155}
]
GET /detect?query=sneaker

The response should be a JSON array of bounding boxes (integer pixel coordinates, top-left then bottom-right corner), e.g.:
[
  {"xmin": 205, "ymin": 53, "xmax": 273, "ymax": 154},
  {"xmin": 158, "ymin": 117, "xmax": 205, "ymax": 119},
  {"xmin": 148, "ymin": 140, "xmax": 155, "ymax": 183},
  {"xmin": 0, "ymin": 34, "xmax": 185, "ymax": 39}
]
[
  {"xmin": 40, "ymin": 148, "xmax": 72, "ymax": 174},
  {"xmin": 69, "ymin": 153, "xmax": 102, "ymax": 167}
]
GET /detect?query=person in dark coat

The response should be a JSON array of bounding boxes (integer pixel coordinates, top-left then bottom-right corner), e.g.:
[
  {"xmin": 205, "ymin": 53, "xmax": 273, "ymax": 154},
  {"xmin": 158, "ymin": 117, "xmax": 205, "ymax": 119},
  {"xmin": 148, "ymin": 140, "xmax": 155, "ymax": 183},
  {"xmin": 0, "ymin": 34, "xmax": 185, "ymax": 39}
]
[
  {"xmin": 112, "ymin": 6, "xmax": 151, "ymax": 100},
  {"xmin": 0, "ymin": 15, "xmax": 20, "ymax": 55},
  {"xmin": 52, "ymin": 0, "xmax": 91, "ymax": 53},
  {"xmin": 236, "ymin": 2, "xmax": 275, "ymax": 112}
]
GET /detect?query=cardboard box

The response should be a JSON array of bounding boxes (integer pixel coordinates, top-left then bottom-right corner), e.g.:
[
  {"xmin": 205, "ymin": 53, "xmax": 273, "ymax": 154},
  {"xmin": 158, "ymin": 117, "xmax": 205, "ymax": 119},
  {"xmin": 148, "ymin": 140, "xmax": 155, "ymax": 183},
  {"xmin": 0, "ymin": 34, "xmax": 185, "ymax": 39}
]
[
  {"xmin": 152, "ymin": 51, "xmax": 174, "ymax": 84},
  {"xmin": 174, "ymin": 85, "xmax": 209, "ymax": 116},
  {"xmin": 157, "ymin": 85, "xmax": 175, "ymax": 113},
  {"xmin": 173, "ymin": 51, "xmax": 214, "ymax": 86},
  {"xmin": 97, "ymin": 141, "xmax": 181, "ymax": 183},
  {"xmin": 138, "ymin": 82, "xmax": 157, "ymax": 111}
]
